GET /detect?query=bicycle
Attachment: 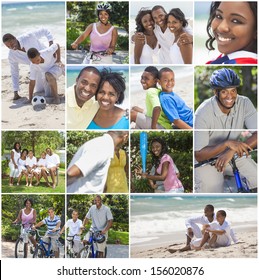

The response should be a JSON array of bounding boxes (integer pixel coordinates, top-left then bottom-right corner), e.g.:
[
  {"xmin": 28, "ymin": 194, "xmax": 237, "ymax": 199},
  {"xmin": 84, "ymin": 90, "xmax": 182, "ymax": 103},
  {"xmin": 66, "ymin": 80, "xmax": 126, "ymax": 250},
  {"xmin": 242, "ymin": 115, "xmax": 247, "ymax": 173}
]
[
  {"xmin": 78, "ymin": 229, "xmax": 107, "ymax": 258},
  {"xmin": 195, "ymin": 150, "xmax": 257, "ymax": 193},
  {"xmin": 66, "ymin": 234, "xmax": 83, "ymax": 258},
  {"xmin": 33, "ymin": 229, "xmax": 64, "ymax": 258},
  {"xmin": 13, "ymin": 223, "xmax": 36, "ymax": 258},
  {"xmin": 78, "ymin": 46, "xmax": 116, "ymax": 65}
]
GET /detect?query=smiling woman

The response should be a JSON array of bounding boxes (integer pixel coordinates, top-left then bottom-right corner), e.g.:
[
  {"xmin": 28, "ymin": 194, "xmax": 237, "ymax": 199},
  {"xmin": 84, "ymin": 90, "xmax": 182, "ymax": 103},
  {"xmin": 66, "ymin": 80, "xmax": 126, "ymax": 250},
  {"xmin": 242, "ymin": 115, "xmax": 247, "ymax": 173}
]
[
  {"xmin": 206, "ymin": 1, "xmax": 257, "ymax": 64},
  {"xmin": 86, "ymin": 69, "xmax": 129, "ymax": 129}
]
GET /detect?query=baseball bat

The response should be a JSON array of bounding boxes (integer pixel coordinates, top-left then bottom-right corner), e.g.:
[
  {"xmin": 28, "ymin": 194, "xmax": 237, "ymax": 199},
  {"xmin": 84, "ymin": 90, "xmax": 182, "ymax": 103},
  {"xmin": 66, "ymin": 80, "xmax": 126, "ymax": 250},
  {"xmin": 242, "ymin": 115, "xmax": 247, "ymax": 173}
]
[{"xmin": 140, "ymin": 132, "xmax": 148, "ymax": 173}]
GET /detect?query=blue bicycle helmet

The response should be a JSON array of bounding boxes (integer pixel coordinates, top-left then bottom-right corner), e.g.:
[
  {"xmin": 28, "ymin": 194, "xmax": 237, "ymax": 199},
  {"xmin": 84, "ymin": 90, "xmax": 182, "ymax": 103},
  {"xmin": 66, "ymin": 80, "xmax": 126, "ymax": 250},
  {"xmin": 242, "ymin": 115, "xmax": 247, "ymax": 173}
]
[
  {"xmin": 210, "ymin": 68, "xmax": 240, "ymax": 89},
  {"xmin": 94, "ymin": 232, "xmax": 106, "ymax": 243}
]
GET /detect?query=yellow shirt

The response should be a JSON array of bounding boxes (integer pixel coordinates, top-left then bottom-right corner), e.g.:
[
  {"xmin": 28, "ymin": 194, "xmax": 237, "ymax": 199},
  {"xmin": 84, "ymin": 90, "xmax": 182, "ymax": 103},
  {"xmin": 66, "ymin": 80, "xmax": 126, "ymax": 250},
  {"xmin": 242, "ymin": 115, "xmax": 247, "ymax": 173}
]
[{"xmin": 66, "ymin": 85, "xmax": 99, "ymax": 129}]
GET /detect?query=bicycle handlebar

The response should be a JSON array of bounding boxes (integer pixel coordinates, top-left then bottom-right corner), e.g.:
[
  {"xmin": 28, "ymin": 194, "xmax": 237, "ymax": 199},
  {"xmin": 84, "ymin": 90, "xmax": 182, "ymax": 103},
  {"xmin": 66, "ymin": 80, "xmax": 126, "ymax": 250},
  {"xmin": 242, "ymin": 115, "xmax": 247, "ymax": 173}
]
[{"xmin": 195, "ymin": 149, "xmax": 257, "ymax": 168}]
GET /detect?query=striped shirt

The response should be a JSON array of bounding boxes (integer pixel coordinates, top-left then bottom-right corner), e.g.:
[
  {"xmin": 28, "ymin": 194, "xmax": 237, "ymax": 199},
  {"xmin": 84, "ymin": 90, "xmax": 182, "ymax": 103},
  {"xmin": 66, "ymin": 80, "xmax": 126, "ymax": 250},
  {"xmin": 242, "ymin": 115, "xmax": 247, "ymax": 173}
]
[{"xmin": 42, "ymin": 215, "xmax": 61, "ymax": 234}]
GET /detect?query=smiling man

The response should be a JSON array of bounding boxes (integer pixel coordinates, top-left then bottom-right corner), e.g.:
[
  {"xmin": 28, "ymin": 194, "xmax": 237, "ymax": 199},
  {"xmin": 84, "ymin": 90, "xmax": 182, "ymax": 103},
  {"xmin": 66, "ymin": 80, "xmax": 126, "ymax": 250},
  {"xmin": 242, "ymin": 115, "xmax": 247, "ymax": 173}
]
[
  {"xmin": 67, "ymin": 66, "xmax": 101, "ymax": 129},
  {"xmin": 194, "ymin": 68, "xmax": 257, "ymax": 193}
]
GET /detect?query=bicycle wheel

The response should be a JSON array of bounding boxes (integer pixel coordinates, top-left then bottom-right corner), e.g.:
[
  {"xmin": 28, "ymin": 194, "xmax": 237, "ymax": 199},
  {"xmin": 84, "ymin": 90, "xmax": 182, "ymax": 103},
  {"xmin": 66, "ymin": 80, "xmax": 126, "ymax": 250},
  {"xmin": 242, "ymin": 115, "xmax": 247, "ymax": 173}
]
[
  {"xmin": 33, "ymin": 245, "xmax": 45, "ymax": 258},
  {"xmin": 15, "ymin": 238, "xmax": 27, "ymax": 258},
  {"xmin": 78, "ymin": 246, "xmax": 91, "ymax": 258}
]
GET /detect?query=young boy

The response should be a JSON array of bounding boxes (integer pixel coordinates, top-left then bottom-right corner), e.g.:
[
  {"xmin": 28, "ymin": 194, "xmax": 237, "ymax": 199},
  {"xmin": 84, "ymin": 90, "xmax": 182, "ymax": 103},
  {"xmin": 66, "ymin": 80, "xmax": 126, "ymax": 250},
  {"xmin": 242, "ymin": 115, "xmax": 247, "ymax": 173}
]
[
  {"xmin": 158, "ymin": 67, "xmax": 193, "ymax": 129},
  {"xmin": 27, "ymin": 43, "xmax": 63, "ymax": 103},
  {"xmin": 192, "ymin": 210, "xmax": 232, "ymax": 250},
  {"xmin": 130, "ymin": 66, "xmax": 172, "ymax": 129},
  {"xmin": 59, "ymin": 210, "xmax": 83, "ymax": 255}
]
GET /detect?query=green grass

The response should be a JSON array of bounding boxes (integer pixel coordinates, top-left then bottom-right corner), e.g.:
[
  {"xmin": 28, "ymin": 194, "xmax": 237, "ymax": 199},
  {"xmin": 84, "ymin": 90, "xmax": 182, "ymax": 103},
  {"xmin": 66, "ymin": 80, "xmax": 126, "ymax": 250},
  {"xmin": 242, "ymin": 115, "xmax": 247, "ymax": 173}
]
[
  {"xmin": 107, "ymin": 229, "xmax": 129, "ymax": 245},
  {"xmin": 1, "ymin": 171, "xmax": 65, "ymax": 193}
]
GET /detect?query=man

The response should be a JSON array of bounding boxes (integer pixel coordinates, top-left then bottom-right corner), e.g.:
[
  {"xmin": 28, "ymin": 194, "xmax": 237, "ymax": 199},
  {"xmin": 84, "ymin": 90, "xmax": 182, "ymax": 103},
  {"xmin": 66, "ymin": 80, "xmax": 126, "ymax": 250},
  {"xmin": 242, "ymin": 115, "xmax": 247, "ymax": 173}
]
[
  {"xmin": 32, "ymin": 207, "xmax": 61, "ymax": 258},
  {"xmin": 67, "ymin": 131, "xmax": 129, "ymax": 193},
  {"xmin": 67, "ymin": 66, "xmax": 101, "ymax": 129},
  {"xmin": 195, "ymin": 68, "xmax": 257, "ymax": 130},
  {"xmin": 134, "ymin": 5, "xmax": 192, "ymax": 64},
  {"xmin": 194, "ymin": 68, "xmax": 257, "ymax": 192},
  {"xmin": 2, "ymin": 28, "xmax": 54, "ymax": 100},
  {"xmin": 42, "ymin": 147, "xmax": 60, "ymax": 188},
  {"xmin": 81, "ymin": 195, "xmax": 113, "ymax": 258},
  {"xmin": 27, "ymin": 44, "xmax": 63, "ymax": 103},
  {"xmin": 59, "ymin": 210, "xmax": 83, "ymax": 255}
]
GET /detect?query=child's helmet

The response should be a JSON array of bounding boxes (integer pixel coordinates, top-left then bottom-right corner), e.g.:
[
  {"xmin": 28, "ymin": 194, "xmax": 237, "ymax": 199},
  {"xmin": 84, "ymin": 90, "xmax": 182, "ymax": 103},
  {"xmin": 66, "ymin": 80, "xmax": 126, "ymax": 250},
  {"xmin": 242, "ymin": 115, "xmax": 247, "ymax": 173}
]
[{"xmin": 210, "ymin": 68, "xmax": 240, "ymax": 89}]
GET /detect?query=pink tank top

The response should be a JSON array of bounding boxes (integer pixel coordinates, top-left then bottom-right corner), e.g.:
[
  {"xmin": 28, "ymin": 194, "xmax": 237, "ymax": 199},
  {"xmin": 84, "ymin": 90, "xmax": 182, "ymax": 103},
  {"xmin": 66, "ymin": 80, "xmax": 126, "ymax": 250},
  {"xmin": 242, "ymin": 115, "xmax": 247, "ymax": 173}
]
[
  {"xmin": 22, "ymin": 208, "xmax": 34, "ymax": 229},
  {"xmin": 90, "ymin": 23, "xmax": 114, "ymax": 52}
]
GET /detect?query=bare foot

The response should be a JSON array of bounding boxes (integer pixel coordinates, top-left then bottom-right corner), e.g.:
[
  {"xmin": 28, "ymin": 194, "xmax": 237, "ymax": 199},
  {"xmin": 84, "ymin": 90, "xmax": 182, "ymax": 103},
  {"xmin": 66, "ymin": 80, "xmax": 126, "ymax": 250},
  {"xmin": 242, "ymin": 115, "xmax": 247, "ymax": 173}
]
[
  {"xmin": 52, "ymin": 184, "xmax": 56, "ymax": 189},
  {"xmin": 179, "ymin": 245, "xmax": 191, "ymax": 252},
  {"xmin": 168, "ymin": 248, "xmax": 178, "ymax": 254}
]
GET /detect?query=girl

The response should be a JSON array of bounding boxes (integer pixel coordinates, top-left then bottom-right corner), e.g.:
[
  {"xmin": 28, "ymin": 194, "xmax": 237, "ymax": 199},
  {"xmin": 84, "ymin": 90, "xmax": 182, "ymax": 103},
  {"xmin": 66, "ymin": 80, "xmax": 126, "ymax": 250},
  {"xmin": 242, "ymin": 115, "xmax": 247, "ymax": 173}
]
[
  {"xmin": 34, "ymin": 152, "xmax": 48, "ymax": 186},
  {"xmin": 71, "ymin": 3, "xmax": 118, "ymax": 57},
  {"xmin": 206, "ymin": 2, "xmax": 257, "ymax": 64},
  {"xmin": 25, "ymin": 150, "xmax": 37, "ymax": 187},
  {"xmin": 167, "ymin": 8, "xmax": 192, "ymax": 64},
  {"xmin": 138, "ymin": 138, "xmax": 184, "ymax": 193},
  {"xmin": 9, "ymin": 142, "xmax": 21, "ymax": 186},
  {"xmin": 17, "ymin": 149, "xmax": 29, "ymax": 186},
  {"xmin": 134, "ymin": 8, "xmax": 159, "ymax": 64},
  {"xmin": 87, "ymin": 69, "xmax": 129, "ymax": 129}
]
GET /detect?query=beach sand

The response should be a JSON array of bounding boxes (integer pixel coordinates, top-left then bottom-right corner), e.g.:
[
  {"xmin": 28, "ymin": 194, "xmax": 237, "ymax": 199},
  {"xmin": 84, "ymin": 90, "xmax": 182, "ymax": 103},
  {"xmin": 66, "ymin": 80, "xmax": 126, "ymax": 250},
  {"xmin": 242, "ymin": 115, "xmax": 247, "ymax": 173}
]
[
  {"xmin": 131, "ymin": 226, "xmax": 257, "ymax": 258},
  {"xmin": 1, "ymin": 50, "xmax": 65, "ymax": 130}
]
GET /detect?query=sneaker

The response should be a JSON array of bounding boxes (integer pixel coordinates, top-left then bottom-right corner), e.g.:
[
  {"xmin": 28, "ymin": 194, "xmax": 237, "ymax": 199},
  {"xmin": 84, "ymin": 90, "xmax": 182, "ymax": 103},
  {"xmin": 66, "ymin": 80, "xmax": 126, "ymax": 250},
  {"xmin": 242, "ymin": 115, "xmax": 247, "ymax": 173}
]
[{"xmin": 30, "ymin": 247, "xmax": 34, "ymax": 254}]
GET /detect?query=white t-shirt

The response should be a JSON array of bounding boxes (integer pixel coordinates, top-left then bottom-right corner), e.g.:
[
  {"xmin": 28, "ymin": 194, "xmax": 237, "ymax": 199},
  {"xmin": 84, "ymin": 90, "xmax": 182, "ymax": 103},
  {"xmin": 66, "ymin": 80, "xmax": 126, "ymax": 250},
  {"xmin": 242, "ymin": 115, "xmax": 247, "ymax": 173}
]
[
  {"xmin": 65, "ymin": 219, "xmax": 82, "ymax": 241},
  {"xmin": 209, "ymin": 220, "xmax": 232, "ymax": 246},
  {"xmin": 46, "ymin": 153, "xmax": 60, "ymax": 168},
  {"xmin": 37, "ymin": 158, "xmax": 47, "ymax": 167},
  {"xmin": 67, "ymin": 134, "xmax": 114, "ymax": 194},
  {"xmin": 25, "ymin": 156, "xmax": 37, "ymax": 168}
]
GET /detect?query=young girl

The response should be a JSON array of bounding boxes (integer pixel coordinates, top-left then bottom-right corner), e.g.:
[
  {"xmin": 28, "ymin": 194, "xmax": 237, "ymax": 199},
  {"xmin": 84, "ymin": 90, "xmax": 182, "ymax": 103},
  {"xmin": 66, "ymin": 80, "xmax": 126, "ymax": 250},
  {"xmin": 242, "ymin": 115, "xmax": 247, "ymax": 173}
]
[
  {"xmin": 134, "ymin": 8, "xmax": 159, "ymax": 64},
  {"xmin": 9, "ymin": 142, "xmax": 21, "ymax": 186},
  {"xmin": 130, "ymin": 66, "xmax": 171, "ymax": 129},
  {"xmin": 71, "ymin": 3, "xmax": 118, "ymax": 58},
  {"xmin": 17, "ymin": 149, "xmax": 29, "ymax": 186},
  {"xmin": 138, "ymin": 138, "xmax": 184, "ymax": 193},
  {"xmin": 206, "ymin": 2, "xmax": 257, "ymax": 64},
  {"xmin": 25, "ymin": 150, "xmax": 37, "ymax": 187},
  {"xmin": 167, "ymin": 8, "xmax": 192, "ymax": 64}
]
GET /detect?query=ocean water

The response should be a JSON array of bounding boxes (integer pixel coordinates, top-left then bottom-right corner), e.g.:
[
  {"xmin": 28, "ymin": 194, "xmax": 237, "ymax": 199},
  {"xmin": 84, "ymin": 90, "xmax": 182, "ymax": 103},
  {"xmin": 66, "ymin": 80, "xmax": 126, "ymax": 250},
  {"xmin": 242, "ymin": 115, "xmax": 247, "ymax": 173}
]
[
  {"xmin": 2, "ymin": 1, "xmax": 66, "ymax": 59},
  {"xmin": 131, "ymin": 195, "xmax": 257, "ymax": 244},
  {"xmin": 67, "ymin": 66, "xmax": 130, "ymax": 110}
]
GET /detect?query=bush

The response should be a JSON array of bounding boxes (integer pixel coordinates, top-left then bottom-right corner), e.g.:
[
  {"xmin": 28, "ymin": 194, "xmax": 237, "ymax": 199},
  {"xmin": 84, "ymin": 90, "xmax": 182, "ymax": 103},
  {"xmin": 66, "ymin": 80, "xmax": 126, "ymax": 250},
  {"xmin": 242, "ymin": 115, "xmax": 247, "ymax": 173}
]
[
  {"xmin": 116, "ymin": 35, "xmax": 129, "ymax": 50},
  {"xmin": 2, "ymin": 158, "xmax": 9, "ymax": 177}
]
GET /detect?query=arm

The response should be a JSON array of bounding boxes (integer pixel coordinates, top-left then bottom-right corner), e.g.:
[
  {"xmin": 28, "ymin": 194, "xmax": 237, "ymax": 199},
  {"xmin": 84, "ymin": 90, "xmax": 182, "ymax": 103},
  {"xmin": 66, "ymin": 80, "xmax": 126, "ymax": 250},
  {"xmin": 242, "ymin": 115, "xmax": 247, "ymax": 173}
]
[
  {"xmin": 142, "ymin": 161, "xmax": 169, "ymax": 181},
  {"xmin": 71, "ymin": 24, "xmax": 93, "ymax": 49},
  {"xmin": 59, "ymin": 224, "xmax": 66, "ymax": 235},
  {"xmin": 33, "ymin": 220, "xmax": 45, "ymax": 229},
  {"xmin": 51, "ymin": 221, "xmax": 61, "ymax": 232},
  {"xmin": 207, "ymin": 228, "xmax": 226, "ymax": 235},
  {"xmin": 67, "ymin": 164, "xmax": 83, "ymax": 177},
  {"xmin": 101, "ymin": 219, "xmax": 113, "ymax": 234},
  {"xmin": 151, "ymin": 106, "xmax": 161, "ymax": 129},
  {"xmin": 33, "ymin": 28, "xmax": 54, "ymax": 45},
  {"xmin": 134, "ymin": 38, "xmax": 145, "ymax": 64},
  {"xmin": 29, "ymin": 80, "xmax": 36, "ymax": 102},
  {"xmin": 81, "ymin": 217, "xmax": 90, "ymax": 229},
  {"xmin": 125, "ymin": 152, "xmax": 129, "ymax": 180},
  {"xmin": 131, "ymin": 106, "xmax": 144, "ymax": 113},
  {"xmin": 32, "ymin": 209, "xmax": 37, "ymax": 224},
  {"xmin": 179, "ymin": 42, "xmax": 192, "ymax": 64},
  {"xmin": 107, "ymin": 28, "xmax": 118, "ymax": 54},
  {"xmin": 173, "ymin": 119, "xmax": 192, "ymax": 129},
  {"xmin": 13, "ymin": 209, "xmax": 22, "ymax": 223},
  {"xmin": 10, "ymin": 151, "xmax": 18, "ymax": 168},
  {"xmin": 54, "ymin": 44, "xmax": 61, "ymax": 63},
  {"xmin": 9, "ymin": 59, "xmax": 20, "ymax": 93}
]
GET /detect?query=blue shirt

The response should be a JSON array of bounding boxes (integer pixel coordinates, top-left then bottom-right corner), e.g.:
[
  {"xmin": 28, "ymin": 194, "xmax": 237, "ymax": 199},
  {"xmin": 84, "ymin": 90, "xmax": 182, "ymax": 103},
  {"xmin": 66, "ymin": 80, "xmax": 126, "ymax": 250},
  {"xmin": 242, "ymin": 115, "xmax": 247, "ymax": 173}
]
[
  {"xmin": 159, "ymin": 91, "xmax": 193, "ymax": 127},
  {"xmin": 86, "ymin": 115, "xmax": 129, "ymax": 129},
  {"xmin": 43, "ymin": 215, "xmax": 61, "ymax": 234}
]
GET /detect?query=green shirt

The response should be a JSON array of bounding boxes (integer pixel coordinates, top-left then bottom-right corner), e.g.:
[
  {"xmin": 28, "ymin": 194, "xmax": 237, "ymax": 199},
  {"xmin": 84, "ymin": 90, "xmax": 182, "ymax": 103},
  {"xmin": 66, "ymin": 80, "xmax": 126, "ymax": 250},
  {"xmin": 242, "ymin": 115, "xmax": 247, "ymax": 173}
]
[{"xmin": 146, "ymin": 88, "xmax": 172, "ymax": 129}]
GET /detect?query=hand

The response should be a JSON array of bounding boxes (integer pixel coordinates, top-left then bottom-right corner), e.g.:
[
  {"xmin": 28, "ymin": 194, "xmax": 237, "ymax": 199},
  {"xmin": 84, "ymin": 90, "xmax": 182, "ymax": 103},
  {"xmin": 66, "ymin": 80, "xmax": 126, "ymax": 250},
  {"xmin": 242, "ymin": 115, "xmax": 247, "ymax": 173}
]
[
  {"xmin": 14, "ymin": 164, "xmax": 18, "ymax": 169},
  {"xmin": 106, "ymin": 47, "xmax": 114, "ymax": 55},
  {"xmin": 135, "ymin": 165, "xmax": 143, "ymax": 176},
  {"xmin": 225, "ymin": 140, "xmax": 252, "ymax": 157},
  {"xmin": 215, "ymin": 149, "xmax": 235, "ymax": 172},
  {"xmin": 71, "ymin": 42, "xmax": 78, "ymax": 49},
  {"xmin": 141, "ymin": 172, "xmax": 148, "ymax": 179},
  {"xmin": 178, "ymin": 33, "xmax": 193, "ymax": 46},
  {"xmin": 134, "ymin": 32, "xmax": 145, "ymax": 44}
]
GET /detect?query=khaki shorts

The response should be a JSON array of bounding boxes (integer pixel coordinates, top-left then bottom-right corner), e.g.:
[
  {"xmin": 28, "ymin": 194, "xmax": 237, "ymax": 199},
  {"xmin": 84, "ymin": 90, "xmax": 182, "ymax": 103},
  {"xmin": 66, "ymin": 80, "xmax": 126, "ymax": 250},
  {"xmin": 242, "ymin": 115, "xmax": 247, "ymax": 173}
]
[
  {"xmin": 83, "ymin": 231, "xmax": 107, "ymax": 253},
  {"xmin": 136, "ymin": 113, "xmax": 165, "ymax": 129},
  {"xmin": 42, "ymin": 233, "xmax": 59, "ymax": 252}
]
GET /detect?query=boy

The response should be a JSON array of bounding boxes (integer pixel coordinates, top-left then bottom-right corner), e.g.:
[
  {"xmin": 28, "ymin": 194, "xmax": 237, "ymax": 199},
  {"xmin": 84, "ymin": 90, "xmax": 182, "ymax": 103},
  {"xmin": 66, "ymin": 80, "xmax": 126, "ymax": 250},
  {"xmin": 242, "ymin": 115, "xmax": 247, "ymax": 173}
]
[
  {"xmin": 60, "ymin": 210, "xmax": 83, "ymax": 255},
  {"xmin": 27, "ymin": 43, "xmax": 63, "ymax": 103},
  {"xmin": 158, "ymin": 67, "xmax": 193, "ymax": 129},
  {"xmin": 192, "ymin": 210, "xmax": 232, "ymax": 250},
  {"xmin": 130, "ymin": 66, "xmax": 172, "ymax": 129}
]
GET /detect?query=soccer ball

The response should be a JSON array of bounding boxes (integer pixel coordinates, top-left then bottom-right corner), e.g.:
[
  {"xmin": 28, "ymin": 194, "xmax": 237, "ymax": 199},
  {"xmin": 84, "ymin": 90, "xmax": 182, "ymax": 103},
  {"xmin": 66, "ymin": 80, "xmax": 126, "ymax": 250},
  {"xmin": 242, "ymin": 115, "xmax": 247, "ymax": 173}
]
[{"xmin": 31, "ymin": 96, "xmax": 46, "ymax": 107}]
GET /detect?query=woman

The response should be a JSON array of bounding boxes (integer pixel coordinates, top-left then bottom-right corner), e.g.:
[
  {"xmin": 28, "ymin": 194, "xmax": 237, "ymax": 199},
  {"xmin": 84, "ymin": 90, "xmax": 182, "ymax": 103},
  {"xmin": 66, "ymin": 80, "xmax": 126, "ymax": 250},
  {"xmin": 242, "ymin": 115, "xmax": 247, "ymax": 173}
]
[
  {"xmin": 167, "ymin": 8, "xmax": 192, "ymax": 64},
  {"xmin": 134, "ymin": 8, "xmax": 159, "ymax": 64},
  {"xmin": 138, "ymin": 138, "xmax": 184, "ymax": 193},
  {"xmin": 105, "ymin": 146, "xmax": 128, "ymax": 193},
  {"xmin": 17, "ymin": 149, "xmax": 29, "ymax": 186},
  {"xmin": 86, "ymin": 69, "xmax": 129, "ymax": 129},
  {"xmin": 9, "ymin": 142, "xmax": 21, "ymax": 186},
  {"xmin": 13, "ymin": 198, "xmax": 37, "ymax": 254},
  {"xmin": 206, "ymin": 2, "xmax": 257, "ymax": 64},
  {"xmin": 71, "ymin": 3, "xmax": 118, "ymax": 56}
]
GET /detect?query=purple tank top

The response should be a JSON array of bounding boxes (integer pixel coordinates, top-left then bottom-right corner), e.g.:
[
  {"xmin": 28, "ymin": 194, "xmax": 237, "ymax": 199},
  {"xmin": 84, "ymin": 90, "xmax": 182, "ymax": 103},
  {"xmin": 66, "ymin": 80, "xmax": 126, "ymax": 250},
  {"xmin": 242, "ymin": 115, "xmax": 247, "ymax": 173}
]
[
  {"xmin": 22, "ymin": 208, "xmax": 34, "ymax": 229},
  {"xmin": 90, "ymin": 23, "xmax": 114, "ymax": 52}
]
